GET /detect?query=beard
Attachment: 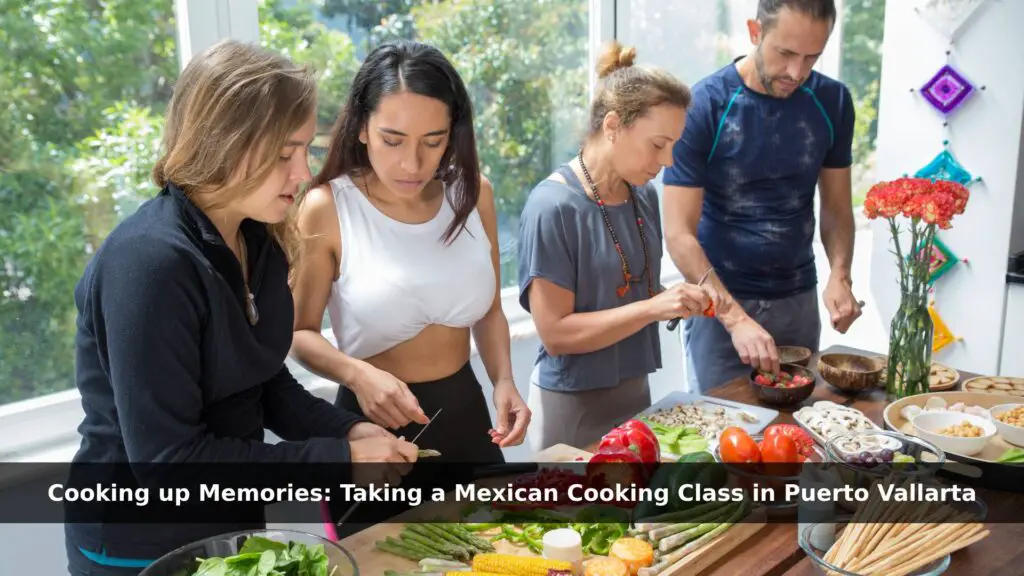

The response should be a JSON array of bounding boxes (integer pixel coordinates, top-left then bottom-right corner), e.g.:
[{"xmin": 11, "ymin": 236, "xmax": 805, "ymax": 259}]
[{"xmin": 754, "ymin": 45, "xmax": 801, "ymax": 98}]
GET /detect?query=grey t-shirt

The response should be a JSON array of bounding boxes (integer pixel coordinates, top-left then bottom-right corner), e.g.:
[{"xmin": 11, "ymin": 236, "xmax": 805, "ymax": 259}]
[{"xmin": 517, "ymin": 164, "xmax": 663, "ymax": 392}]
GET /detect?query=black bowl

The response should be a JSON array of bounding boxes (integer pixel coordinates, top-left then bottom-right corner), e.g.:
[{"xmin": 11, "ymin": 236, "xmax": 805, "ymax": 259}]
[{"xmin": 749, "ymin": 363, "xmax": 816, "ymax": 406}]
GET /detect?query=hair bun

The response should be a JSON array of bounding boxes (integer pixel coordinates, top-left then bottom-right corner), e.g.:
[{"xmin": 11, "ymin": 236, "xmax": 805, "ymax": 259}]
[{"xmin": 596, "ymin": 41, "xmax": 637, "ymax": 79}]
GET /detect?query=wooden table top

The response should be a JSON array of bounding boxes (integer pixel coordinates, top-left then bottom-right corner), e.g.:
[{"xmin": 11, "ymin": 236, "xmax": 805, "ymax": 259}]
[{"xmin": 695, "ymin": 344, "xmax": 1023, "ymax": 576}]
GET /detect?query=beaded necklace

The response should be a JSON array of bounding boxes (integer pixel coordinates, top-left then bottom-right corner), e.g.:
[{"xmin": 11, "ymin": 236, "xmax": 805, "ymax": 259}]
[{"xmin": 577, "ymin": 149, "xmax": 654, "ymax": 299}]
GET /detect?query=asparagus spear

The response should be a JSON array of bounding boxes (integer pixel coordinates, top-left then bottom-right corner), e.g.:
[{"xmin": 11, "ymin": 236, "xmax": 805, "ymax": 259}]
[
  {"xmin": 646, "ymin": 501, "xmax": 750, "ymax": 573},
  {"xmin": 407, "ymin": 525, "xmax": 471, "ymax": 560},
  {"xmin": 432, "ymin": 522, "xmax": 494, "ymax": 552},
  {"xmin": 375, "ymin": 539, "xmax": 428, "ymax": 562},
  {"xmin": 389, "ymin": 535, "xmax": 451, "ymax": 561},
  {"xmin": 648, "ymin": 503, "xmax": 736, "ymax": 543},
  {"xmin": 419, "ymin": 523, "xmax": 472, "ymax": 549},
  {"xmin": 402, "ymin": 529, "xmax": 466, "ymax": 561},
  {"xmin": 634, "ymin": 500, "xmax": 732, "ymax": 530}
]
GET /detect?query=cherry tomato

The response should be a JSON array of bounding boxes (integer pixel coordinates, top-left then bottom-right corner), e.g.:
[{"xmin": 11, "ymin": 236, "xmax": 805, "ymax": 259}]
[
  {"xmin": 761, "ymin": 434, "xmax": 801, "ymax": 476},
  {"xmin": 719, "ymin": 427, "xmax": 761, "ymax": 464}
]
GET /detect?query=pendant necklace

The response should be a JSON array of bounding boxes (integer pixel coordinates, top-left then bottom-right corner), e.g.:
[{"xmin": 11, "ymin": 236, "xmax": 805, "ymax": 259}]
[
  {"xmin": 237, "ymin": 230, "xmax": 259, "ymax": 326},
  {"xmin": 577, "ymin": 149, "xmax": 654, "ymax": 299}
]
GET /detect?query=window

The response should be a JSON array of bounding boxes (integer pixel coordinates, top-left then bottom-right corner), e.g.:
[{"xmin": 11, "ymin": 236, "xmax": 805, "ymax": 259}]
[
  {"xmin": 838, "ymin": 0, "xmax": 886, "ymax": 207},
  {"xmin": 0, "ymin": 0, "xmax": 179, "ymax": 407},
  {"xmin": 257, "ymin": 0, "xmax": 591, "ymax": 288},
  {"xmin": 614, "ymin": 0, "xmax": 764, "ymax": 201}
]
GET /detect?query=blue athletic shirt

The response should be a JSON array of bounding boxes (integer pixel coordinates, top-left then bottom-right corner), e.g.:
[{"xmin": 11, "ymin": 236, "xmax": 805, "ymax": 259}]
[{"xmin": 663, "ymin": 57, "xmax": 855, "ymax": 300}]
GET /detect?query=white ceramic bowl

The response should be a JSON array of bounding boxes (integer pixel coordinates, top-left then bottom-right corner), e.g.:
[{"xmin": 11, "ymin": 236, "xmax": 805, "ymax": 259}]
[
  {"xmin": 989, "ymin": 403, "xmax": 1024, "ymax": 447},
  {"xmin": 911, "ymin": 411, "xmax": 996, "ymax": 456}
]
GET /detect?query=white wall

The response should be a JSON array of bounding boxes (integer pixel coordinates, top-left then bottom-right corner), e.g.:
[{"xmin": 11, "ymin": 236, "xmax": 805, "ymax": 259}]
[{"xmin": 870, "ymin": 0, "xmax": 1024, "ymax": 376}]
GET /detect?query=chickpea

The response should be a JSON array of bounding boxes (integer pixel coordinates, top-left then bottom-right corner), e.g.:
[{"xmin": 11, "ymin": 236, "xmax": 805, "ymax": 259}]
[
  {"xmin": 996, "ymin": 406, "xmax": 1024, "ymax": 427},
  {"xmin": 938, "ymin": 421, "xmax": 984, "ymax": 438}
]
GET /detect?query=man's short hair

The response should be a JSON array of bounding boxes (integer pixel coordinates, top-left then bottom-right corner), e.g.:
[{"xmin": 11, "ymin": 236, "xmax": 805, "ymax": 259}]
[{"xmin": 757, "ymin": 0, "xmax": 837, "ymax": 33}]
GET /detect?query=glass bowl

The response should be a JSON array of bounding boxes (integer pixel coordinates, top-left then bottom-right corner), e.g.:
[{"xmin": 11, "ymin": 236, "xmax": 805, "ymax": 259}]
[
  {"xmin": 798, "ymin": 517, "xmax": 950, "ymax": 576},
  {"xmin": 139, "ymin": 529, "xmax": 359, "ymax": 576},
  {"xmin": 824, "ymin": 430, "xmax": 947, "ymax": 512}
]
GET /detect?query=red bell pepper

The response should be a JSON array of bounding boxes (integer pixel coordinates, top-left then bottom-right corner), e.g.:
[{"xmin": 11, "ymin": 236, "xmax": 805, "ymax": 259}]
[
  {"xmin": 587, "ymin": 444, "xmax": 648, "ymax": 492},
  {"xmin": 597, "ymin": 419, "xmax": 661, "ymax": 474}
]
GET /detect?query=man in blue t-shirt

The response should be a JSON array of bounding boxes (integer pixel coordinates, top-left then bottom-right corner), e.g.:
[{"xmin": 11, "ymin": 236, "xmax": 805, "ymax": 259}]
[{"xmin": 664, "ymin": 0, "xmax": 863, "ymax": 391}]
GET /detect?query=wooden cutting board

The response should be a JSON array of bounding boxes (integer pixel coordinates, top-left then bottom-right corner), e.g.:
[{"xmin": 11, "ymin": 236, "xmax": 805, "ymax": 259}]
[{"xmin": 342, "ymin": 444, "xmax": 766, "ymax": 575}]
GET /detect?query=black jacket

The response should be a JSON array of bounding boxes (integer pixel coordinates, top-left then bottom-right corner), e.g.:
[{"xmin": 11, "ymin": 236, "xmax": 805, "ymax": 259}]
[{"xmin": 66, "ymin": 183, "xmax": 364, "ymax": 561}]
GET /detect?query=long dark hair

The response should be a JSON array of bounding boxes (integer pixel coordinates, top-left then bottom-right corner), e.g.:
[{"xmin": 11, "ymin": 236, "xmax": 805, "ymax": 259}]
[{"xmin": 310, "ymin": 40, "xmax": 480, "ymax": 244}]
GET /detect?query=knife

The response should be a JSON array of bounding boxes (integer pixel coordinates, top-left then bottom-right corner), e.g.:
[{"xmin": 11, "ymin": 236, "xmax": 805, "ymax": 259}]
[{"xmin": 333, "ymin": 407, "xmax": 443, "ymax": 528}]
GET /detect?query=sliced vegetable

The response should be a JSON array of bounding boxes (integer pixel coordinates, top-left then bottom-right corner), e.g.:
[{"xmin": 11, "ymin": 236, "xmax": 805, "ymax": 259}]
[
  {"xmin": 584, "ymin": 556, "xmax": 630, "ymax": 576},
  {"xmin": 609, "ymin": 537, "xmax": 655, "ymax": 575}
]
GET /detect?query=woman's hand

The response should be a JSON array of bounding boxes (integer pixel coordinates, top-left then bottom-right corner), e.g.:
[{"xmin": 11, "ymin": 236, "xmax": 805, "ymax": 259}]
[
  {"xmin": 349, "ymin": 364, "xmax": 430, "ymax": 430},
  {"xmin": 649, "ymin": 282, "xmax": 712, "ymax": 321},
  {"xmin": 490, "ymin": 379, "xmax": 530, "ymax": 448},
  {"xmin": 346, "ymin": 421, "xmax": 394, "ymax": 441},
  {"xmin": 348, "ymin": 434, "xmax": 418, "ymax": 486}
]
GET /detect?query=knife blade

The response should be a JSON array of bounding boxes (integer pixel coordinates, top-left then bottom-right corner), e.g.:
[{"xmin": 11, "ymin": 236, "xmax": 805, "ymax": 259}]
[
  {"xmin": 410, "ymin": 407, "xmax": 443, "ymax": 445},
  {"xmin": 333, "ymin": 407, "xmax": 443, "ymax": 529}
]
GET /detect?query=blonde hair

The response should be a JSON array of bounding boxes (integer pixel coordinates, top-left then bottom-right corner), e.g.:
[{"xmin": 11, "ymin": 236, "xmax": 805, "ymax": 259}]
[
  {"xmin": 152, "ymin": 39, "xmax": 316, "ymax": 264},
  {"xmin": 589, "ymin": 41, "xmax": 692, "ymax": 134}
]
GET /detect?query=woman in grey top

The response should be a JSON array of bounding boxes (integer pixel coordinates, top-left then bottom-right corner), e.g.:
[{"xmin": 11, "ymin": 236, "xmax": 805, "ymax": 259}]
[{"xmin": 517, "ymin": 41, "xmax": 720, "ymax": 452}]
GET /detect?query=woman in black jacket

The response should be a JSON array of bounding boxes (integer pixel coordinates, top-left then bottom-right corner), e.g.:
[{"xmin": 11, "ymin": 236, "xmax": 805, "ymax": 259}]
[{"xmin": 65, "ymin": 39, "xmax": 418, "ymax": 575}]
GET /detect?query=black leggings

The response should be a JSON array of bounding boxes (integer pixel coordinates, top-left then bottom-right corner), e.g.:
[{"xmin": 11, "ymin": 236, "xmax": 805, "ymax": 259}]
[{"xmin": 329, "ymin": 362, "xmax": 504, "ymax": 535}]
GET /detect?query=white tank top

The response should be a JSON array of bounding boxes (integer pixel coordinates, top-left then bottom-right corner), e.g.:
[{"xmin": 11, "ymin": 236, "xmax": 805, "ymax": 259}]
[{"xmin": 326, "ymin": 175, "xmax": 496, "ymax": 359}]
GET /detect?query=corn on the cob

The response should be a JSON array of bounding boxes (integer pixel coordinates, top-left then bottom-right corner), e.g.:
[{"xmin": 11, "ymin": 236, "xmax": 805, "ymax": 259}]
[
  {"xmin": 471, "ymin": 553, "xmax": 573, "ymax": 575},
  {"xmin": 445, "ymin": 573, "xmax": 505, "ymax": 576}
]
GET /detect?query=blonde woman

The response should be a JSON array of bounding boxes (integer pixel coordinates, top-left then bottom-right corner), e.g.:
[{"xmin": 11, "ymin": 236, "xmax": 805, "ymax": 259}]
[
  {"xmin": 518, "ymin": 42, "xmax": 719, "ymax": 451},
  {"xmin": 65, "ymin": 40, "xmax": 415, "ymax": 575}
]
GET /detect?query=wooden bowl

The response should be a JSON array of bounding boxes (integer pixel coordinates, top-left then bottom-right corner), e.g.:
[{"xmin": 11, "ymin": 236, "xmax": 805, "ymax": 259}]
[
  {"xmin": 778, "ymin": 346, "xmax": 813, "ymax": 367},
  {"xmin": 749, "ymin": 363, "xmax": 816, "ymax": 406},
  {"xmin": 818, "ymin": 353, "xmax": 883, "ymax": 393}
]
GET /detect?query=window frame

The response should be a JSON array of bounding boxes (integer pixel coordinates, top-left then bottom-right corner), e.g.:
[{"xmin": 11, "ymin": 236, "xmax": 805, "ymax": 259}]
[{"xmin": 0, "ymin": 0, "xmax": 689, "ymax": 462}]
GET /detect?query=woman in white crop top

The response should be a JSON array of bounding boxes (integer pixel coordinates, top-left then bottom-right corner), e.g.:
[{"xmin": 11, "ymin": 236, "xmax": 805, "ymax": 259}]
[{"xmin": 289, "ymin": 41, "xmax": 530, "ymax": 491}]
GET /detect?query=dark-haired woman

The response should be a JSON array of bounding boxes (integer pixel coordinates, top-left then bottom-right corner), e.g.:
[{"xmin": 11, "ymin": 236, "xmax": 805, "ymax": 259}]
[{"xmin": 290, "ymin": 39, "xmax": 529, "ymax": 472}]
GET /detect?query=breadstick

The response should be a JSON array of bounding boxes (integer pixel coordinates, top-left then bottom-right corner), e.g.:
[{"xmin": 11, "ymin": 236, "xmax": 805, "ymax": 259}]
[
  {"xmin": 858, "ymin": 523, "xmax": 983, "ymax": 575},
  {"xmin": 888, "ymin": 527, "xmax": 989, "ymax": 576}
]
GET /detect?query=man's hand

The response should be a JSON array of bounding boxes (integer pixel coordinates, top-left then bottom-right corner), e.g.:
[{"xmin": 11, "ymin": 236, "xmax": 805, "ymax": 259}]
[
  {"xmin": 729, "ymin": 316, "xmax": 780, "ymax": 374},
  {"xmin": 823, "ymin": 274, "xmax": 862, "ymax": 334}
]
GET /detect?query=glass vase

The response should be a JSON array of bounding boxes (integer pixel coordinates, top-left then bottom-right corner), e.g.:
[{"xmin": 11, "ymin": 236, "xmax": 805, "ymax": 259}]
[{"xmin": 885, "ymin": 292, "xmax": 934, "ymax": 399}]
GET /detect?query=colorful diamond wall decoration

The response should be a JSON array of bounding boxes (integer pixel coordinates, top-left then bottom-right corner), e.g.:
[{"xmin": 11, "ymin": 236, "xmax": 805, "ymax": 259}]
[
  {"xmin": 921, "ymin": 64, "xmax": 975, "ymax": 116},
  {"xmin": 928, "ymin": 302, "xmax": 959, "ymax": 353},
  {"xmin": 912, "ymin": 0, "xmax": 992, "ymax": 40},
  {"xmin": 913, "ymin": 236, "xmax": 961, "ymax": 285},
  {"xmin": 915, "ymin": 148, "xmax": 975, "ymax": 185}
]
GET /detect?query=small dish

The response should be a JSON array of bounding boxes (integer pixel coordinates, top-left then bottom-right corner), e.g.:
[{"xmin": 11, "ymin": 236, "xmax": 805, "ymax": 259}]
[
  {"xmin": 818, "ymin": 353, "xmax": 883, "ymax": 394},
  {"xmin": 778, "ymin": 345, "xmax": 813, "ymax": 367},
  {"xmin": 912, "ymin": 411, "xmax": 996, "ymax": 457},
  {"xmin": 749, "ymin": 363, "xmax": 816, "ymax": 406},
  {"xmin": 989, "ymin": 403, "xmax": 1024, "ymax": 447}
]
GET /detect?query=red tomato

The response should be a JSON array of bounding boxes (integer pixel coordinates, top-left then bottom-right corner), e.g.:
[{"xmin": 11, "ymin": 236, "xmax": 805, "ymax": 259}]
[
  {"xmin": 763, "ymin": 424, "xmax": 815, "ymax": 458},
  {"xmin": 719, "ymin": 427, "xmax": 761, "ymax": 464},
  {"xmin": 760, "ymin": 434, "xmax": 801, "ymax": 476}
]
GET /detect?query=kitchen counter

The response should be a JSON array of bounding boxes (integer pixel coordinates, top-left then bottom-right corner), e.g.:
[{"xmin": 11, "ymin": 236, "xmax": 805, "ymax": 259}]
[{"xmin": 339, "ymin": 344, "xmax": 1022, "ymax": 575}]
